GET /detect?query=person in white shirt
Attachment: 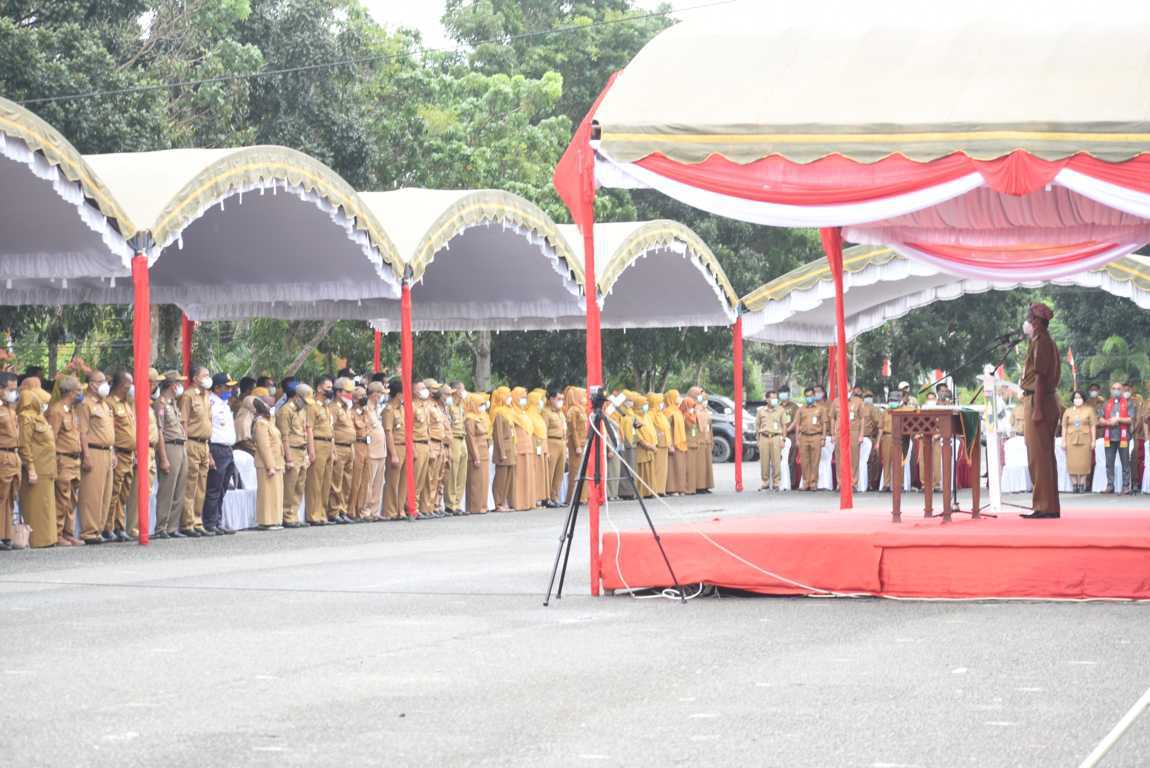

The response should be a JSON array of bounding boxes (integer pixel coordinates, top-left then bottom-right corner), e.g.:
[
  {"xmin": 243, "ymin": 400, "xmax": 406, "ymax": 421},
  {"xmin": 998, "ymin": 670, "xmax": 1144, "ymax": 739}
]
[{"xmin": 203, "ymin": 372, "xmax": 238, "ymax": 535}]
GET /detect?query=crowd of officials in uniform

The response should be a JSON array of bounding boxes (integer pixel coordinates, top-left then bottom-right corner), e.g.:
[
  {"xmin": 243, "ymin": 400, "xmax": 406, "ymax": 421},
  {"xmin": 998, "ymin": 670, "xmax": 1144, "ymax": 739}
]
[
  {"xmin": 755, "ymin": 380, "xmax": 1149, "ymax": 495},
  {"xmin": 0, "ymin": 359, "xmax": 717, "ymax": 550}
]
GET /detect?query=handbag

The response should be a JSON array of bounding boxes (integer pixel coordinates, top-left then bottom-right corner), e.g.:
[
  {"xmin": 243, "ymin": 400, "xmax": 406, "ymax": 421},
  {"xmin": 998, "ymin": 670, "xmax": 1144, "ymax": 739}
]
[{"xmin": 9, "ymin": 506, "xmax": 31, "ymax": 550}]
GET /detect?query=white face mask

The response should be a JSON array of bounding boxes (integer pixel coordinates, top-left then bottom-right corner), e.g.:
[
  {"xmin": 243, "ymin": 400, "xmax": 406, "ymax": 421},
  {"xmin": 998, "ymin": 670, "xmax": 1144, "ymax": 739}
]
[
  {"xmin": 199, "ymin": 376, "xmax": 213, "ymax": 390},
  {"xmin": 480, "ymin": 403, "xmax": 489, "ymax": 412},
  {"xmin": 40, "ymin": 402, "xmax": 48, "ymax": 414},
  {"xmin": 1022, "ymin": 319, "xmax": 1035, "ymax": 338},
  {"xmin": 3, "ymin": 390, "xmax": 17, "ymax": 404},
  {"xmin": 1123, "ymin": 391, "xmax": 1132, "ymax": 400},
  {"xmin": 127, "ymin": 385, "xmax": 135, "ymax": 399},
  {"xmin": 445, "ymin": 397, "xmax": 453, "ymax": 407},
  {"xmin": 96, "ymin": 382, "xmax": 110, "ymax": 398},
  {"xmin": 174, "ymin": 385, "xmax": 185, "ymax": 398},
  {"xmin": 518, "ymin": 398, "xmax": 527, "ymax": 407},
  {"xmin": 417, "ymin": 389, "xmax": 429, "ymax": 400},
  {"xmin": 642, "ymin": 404, "xmax": 649, "ymax": 413},
  {"xmin": 1074, "ymin": 398, "xmax": 1084, "ymax": 406}
]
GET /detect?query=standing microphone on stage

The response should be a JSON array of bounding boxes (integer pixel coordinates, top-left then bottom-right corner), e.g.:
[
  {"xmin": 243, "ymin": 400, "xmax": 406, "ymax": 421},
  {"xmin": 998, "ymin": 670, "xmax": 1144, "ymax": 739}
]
[{"xmin": 995, "ymin": 330, "xmax": 1026, "ymax": 347}]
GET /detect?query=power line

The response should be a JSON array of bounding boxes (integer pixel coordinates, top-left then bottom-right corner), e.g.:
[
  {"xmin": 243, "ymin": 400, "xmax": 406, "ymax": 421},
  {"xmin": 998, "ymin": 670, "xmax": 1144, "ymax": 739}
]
[{"xmin": 16, "ymin": 0, "xmax": 737, "ymax": 108}]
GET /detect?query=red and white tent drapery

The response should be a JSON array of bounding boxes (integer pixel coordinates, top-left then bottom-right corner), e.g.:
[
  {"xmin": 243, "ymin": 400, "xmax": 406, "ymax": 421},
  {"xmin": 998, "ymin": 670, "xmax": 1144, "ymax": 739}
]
[{"xmin": 556, "ymin": 0, "xmax": 1150, "ymax": 591}]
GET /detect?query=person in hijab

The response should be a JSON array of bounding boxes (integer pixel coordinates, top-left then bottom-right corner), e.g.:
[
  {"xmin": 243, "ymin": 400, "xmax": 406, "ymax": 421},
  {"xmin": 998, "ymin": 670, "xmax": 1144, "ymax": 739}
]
[
  {"xmin": 490, "ymin": 385, "xmax": 516, "ymax": 512},
  {"xmin": 1062, "ymin": 389, "xmax": 1096, "ymax": 493},
  {"xmin": 564, "ymin": 387, "xmax": 589, "ymax": 504},
  {"xmin": 510, "ymin": 386, "xmax": 535, "ymax": 511},
  {"xmin": 251, "ymin": 397, "xmax": 285, "ymax": 529},
  {"xmin": 693, "ymin": 388, "xmax": 715, "ymax": 493},
  {"xmin": 543, "ymin": 388, "xmax": 567, "ymax": 508},
  {"xmin": 682, "ymin": 394, "xmax": 701, "ymax": 494},
  {"xmin": 665, "ymin": 390, "xmax": 689, "ymax": 495},
  {"xmin": 17, "ymin": 379, "xmax": 57, "ymax": 548},
  {"xmin": 633, "ymin": 394, "xmax": 658, "ymax": 497},
  {"xmin": 605, "ymin": 391, "xmax": 624, "ymax": 500},
  {"xmin": 528, "ymin": 389, "xmax": 549, "ymax": 506},
  {"xmin": 647, "ymin": 392, "xmax": 671, "ymax": 496},
  {"xmin": 234, "ymin": 393, "xmax": 257, "ymax": 456},
  {"xmin": 464, "ymin": 392, "xmax": 492, "ymax": 514},
  {"xmin": 616, "ymin": 391, "xmax": 639, "ymax": 500}
]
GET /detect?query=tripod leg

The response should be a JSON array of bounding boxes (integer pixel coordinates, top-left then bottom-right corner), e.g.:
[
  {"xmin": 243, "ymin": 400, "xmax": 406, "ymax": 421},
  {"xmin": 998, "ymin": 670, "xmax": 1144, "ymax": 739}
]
[
  {"xmin": 545, "ymin": 426, "xmax": 596, "ymax": 605},
  {"xmin": 627, "ymin": 461, "xmax": 687, "ymax": 602}
]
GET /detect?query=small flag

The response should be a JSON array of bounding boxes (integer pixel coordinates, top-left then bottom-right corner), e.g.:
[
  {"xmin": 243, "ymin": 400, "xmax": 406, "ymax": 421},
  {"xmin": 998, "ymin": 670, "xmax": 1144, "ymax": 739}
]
[
  {"xmin": 881, "ymin": 357, "xmax": 891, "ymax": 377},
  {"xmin": 1066, "ymin": 347, "xmax": 1077, "ymax": 372},
  {"xmin": 995, "ymin": 364, "xmax": 1006, "ymax": 379}
]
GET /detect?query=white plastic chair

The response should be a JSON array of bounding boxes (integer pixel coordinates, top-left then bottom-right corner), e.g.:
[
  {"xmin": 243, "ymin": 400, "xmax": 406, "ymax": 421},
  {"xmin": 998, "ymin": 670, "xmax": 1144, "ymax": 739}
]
[
  {"xmin": 1001, "ymin": 435, "xmax": 1031, "ymax": 493},
  {"xmin": 1054, "ymin": 440, "xmax": 1073, "ymax": 492},
  {"xmin": 1092, "ymin": 437, "xmax": 1125, "ymax": 492}
]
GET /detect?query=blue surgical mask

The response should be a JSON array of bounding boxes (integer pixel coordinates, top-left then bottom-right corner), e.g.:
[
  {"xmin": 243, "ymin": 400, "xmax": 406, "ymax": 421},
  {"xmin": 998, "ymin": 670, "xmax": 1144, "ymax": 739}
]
[
  {"xmin": 75, "ymin": 394, "xmax": 84, "ymax": 405},
  {"xmin": 769, "ymin": 398, "xmax": 779, "ymax": 407},
  {"xmin": 778, "ymin": 392, "xmax": 790, "ymax": 402},
  {"xmin": 805, "ymin": 396, "xmax": 815, "ymax": 405},
  {"xmin": 814, "ymin": 392, "xmax": 824, "ymax": 401},
  {"xmin": 220, "ymin": 391, "xmax": 233, "ymax": 401}
]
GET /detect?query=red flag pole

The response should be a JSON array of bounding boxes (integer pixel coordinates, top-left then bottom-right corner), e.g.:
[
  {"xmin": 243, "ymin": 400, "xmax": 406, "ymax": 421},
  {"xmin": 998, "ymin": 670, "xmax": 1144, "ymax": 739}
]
[
  {"xmin": 580, "ymin": 190, "xmax": 603, "ymax": 597},
  {"xmin": 131, "ymin": 253, "xmax": 151, "ymax": 545},
  {"xmin": 733, "ymin": 315, "xmax": 744, "ymax": 492},
  {"xmin": 822, "ymin": 227, "xmax": 854, "ymax": 509},
  {"xmin": 400, "ymin": 277, "xmax": 417, "ymax": 519},
  {"xmin": 180, "ymin": 313, "xmax": 194, "ymax": 381},
  {"xmin": 372, "ymin": 329, "xmax": 382, "ymax": 374}
]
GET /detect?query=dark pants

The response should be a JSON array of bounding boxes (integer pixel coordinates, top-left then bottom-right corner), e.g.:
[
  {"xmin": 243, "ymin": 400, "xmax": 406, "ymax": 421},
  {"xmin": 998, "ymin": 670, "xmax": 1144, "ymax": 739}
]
[
  {"xmin": 203, "ymin": 444, "xmax": 235, "ymax": 529},
  {"xmin": 1105, "ymin": 443, "xmax": 1130, "ymax": 492}
]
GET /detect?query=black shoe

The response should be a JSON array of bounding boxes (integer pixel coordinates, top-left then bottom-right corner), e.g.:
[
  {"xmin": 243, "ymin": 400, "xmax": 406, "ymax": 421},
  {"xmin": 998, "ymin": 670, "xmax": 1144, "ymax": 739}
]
[
  {"xmin": 198, "ymin": 528, "xmax": 216, "ymax": 537},
  {"xmin": 284, "ymin": 522, "xmax": 305, "ymax": 529},
  {"xmin": 339, "ymin": 515, "xmax": 354, "ymax": 524},
  {"xmin": 179, "ymin": 528, "xmax": 201, "ymax": 538},
  {"xmin": 100, "ymin": 531, "xmax": 116, "ymax": 543},
  {"xmin": 169, "ymin": 530, "xmax": 187, "ymax": 539},
  {"xmin": 82, "ymin": 537, "xmax": 103, "ymax": 545},
  {"xmin": 218, "ymin": 527, "xmax": 236, "ymax": 535},
  {"xmin": 1021, "ymin": 511, "xmax": 1061, "ymax": 519},
  {"xmin": 0, "ymin": 540, "xmax": 11, "ymax": 551},
  {"xmin": 152, "ymin": 531, "xmax": 170, "ymax": 540},
  {"xmin": 115, "ymin": 530, "xmax": 131, "ymax": 543}
]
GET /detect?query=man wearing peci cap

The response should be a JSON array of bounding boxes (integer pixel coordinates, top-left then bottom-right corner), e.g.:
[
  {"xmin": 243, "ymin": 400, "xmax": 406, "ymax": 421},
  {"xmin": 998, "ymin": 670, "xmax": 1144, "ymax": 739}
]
[
  {"xmin": 47, "ymin": 375, "xmax": 84, "ymax": 545},
  {"xmin": 1020, "ymin": 303, "xmax": 1062, "ymax": 518},
  {"xmin": 327, "ymin": 376, "xmax": 357, "ymax": 524},
  {"xmin": 180, "ymin": 367, "xmax": 215, "ymax": 537},
  {"xmin": 105, "ymin": 370, "xmax": 136, "ymax": 542},
  {"xmin": 77, "ymin": 370, "xmax": 116, "ymax": 544},
  {"xmin": 202, "ymin": 373, "xmax": 238, "ymax": 535}
]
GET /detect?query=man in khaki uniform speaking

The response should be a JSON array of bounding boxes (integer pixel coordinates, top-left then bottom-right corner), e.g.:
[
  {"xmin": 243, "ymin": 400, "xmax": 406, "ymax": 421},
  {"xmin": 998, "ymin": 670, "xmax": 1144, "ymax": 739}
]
[
  {"xmin": 180, "ymin": 366, "xmax": 214, "ymax": 537},
  {"xmin": 327, "ymin": 376, "xmax": 357, "ymax": 524},
  {"xmin": 756, "ymin": 390, "xmax": 789, "ymax": 491},
  {"xmin": 77, "ymin": 370, "xmax": 116, "ymax": 545},
  {"xmin": 444, "ymin": 382, "xmax": 468, "ymax": 515},
  {"xmin": 306, "ymin": 376, "xmax": 335, "ymax": 525},
  {"xmin": 105, "ymin": 370, "xmax": 136, "ymax": 542},
  {"xmin": 796, "ymin": 387, "xmax": 827, "ymax": 491},
  {"xmin": 47, "ymin": 375, "xmax": 84, "ymax": 546},
  {"xmin": 277, "ymin": 382, "xmax": 310, "ymax": 528}
]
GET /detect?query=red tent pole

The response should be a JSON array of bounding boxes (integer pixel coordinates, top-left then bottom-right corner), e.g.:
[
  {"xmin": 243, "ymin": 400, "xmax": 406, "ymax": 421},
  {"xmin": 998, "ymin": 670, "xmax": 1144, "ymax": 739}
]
[
  {"xmin": 131, "ymin": 253, "xmax": 151, "ymax": 545},
  {"xmin": 733, "ymin": 316, "xmax": 744, "ymax": 492},
  {"xmin": 822, "ymin": 228, "xmax": 854, "ymax": 509},
  {"xmin": 581, "ymin": 194, "xmax": 603, "ymax": 597},
  {"xmin": 372, "ymin": 329, "xmax": 382, "ymax": 374},
  {"xmin": 400, "ymin": 278, "xmax": 417, "ymax": 519},
  {"xmin": 827, "ymin": 346, "xmax": 836, "ymax": 398},
  {"xmin": 180, "ymin": 314, "xmax": 194, "ymax": 381}
]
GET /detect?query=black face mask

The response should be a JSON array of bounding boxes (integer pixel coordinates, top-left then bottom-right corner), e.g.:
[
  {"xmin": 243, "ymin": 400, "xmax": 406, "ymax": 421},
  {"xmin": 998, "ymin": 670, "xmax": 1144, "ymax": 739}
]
[{"xmin": 357, "ymin": 397, "xmax": 368, "ymax": 407}]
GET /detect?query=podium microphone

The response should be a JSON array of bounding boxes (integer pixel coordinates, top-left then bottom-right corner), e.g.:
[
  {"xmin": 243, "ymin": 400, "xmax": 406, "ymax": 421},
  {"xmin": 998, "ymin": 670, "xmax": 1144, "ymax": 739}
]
[{"xmin": 996, "ymin": 331, "xmax": 1025, "ymax": 347}]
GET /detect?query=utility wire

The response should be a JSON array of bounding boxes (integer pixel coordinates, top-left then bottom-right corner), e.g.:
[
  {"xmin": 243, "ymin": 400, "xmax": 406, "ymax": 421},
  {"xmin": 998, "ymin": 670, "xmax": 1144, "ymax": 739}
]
[{"xmin": 17, "ymin": 0, "xmax": 737, "ymax": 108}]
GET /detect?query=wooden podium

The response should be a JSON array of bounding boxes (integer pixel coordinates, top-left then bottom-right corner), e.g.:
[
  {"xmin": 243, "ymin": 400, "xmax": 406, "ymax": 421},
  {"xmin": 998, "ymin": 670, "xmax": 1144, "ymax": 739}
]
[{"xmin": 891, "ymin": 407, "xmax": 981, "ymax": 523}]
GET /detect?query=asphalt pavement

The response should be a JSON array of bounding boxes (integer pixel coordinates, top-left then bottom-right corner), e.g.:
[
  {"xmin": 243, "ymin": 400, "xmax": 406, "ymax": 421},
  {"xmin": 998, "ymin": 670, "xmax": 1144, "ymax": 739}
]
[{"xmin": 1, "ymin": 465, "xmax": 1147, "ymax": 767}]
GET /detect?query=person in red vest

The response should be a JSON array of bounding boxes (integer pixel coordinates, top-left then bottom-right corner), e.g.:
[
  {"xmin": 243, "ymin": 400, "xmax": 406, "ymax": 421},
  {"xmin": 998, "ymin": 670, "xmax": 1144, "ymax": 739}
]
[
  {"xmin": 1020, "ymin": 303, "xmax": 1061, "ymax": 519},
  {"xmin": 1100, "ymin": 381, "xmax": 1135, "ymax": 494}
]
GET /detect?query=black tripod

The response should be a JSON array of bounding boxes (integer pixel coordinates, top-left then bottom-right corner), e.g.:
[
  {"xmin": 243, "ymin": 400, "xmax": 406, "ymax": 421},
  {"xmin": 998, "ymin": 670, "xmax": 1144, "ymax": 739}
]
[{"xmin": 544, "ymin": 398, "xmax": 684, "ymax": 605}]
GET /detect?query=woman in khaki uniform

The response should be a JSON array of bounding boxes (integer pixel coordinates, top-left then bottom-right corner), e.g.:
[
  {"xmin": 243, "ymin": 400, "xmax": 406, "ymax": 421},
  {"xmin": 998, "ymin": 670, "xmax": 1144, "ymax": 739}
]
[
  {"xmin": 0, "ymin": 373, "xmax": 20, "ymax": 550},
  {"xmin": 647, "ymin": 392, "xmax": 671, "ymax": 496},
  {"xmin": 464, "ymin": 393, "xmax": 491, "ymax": 514},
  {"xmin": 510, "ymin": 387, "xmax": 534, "ymax": 511},
  {"xmin": 490, "ymin": 386, "xmax": 516, "ymax": 512},
  {"xmin": 251, "ymin": 398, "xmax": 285, "ymax": 528},
  {"xmin": 544, "ymin": 389, "xmax": 567, "ymax": 506},
  {"xmin": 382, "ymin": 380, "xmax": 406, "ymax": 520},
  {"xmin": 634, "ymin": 395, "xmax": 658, "ymax": 497},
  {"xmin": 233, "ymin": 395, "xmax": 256, "ymax": 456},
  {"xmin": 1062, "ymin": 390, "xmax": 1097, "ymax": 493},
  {"xmin": 348, "ymin": 386, "xmax": 372, "ymax": 521},
  {"xmin": 528, "ymin": 390, "xmax": 548, "ymax": 506},
  {"xmin": 665, "ymin": 390, "xmax": 689, "ymax": 495},
  {"xmin": 682, "ymin": 395, "xmax": 701, "ymax": 494},
  {"xmin": 362, "ymin": 382, "xmax": 388, "ymax": 521},
  {"xmin": 17, "ymin": 383, "xmax": 57, "ymax": 548},
  {"xmin": 564, "ymin": 387, "xmax": 589, "ymax": 504}
]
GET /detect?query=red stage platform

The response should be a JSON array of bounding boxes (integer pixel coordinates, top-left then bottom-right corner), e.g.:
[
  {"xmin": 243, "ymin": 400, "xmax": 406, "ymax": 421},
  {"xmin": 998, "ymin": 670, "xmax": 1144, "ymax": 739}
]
[{"xmin": 600, "ymin": 507, "xmax": 1150, "ymax": 600}]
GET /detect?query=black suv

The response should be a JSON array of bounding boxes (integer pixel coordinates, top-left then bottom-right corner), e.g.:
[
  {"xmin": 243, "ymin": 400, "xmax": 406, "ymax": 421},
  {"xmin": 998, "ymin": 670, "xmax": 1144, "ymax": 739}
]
[{"xmin": 707, "ymin": 394, "xmax": 757, "ymax": 463}]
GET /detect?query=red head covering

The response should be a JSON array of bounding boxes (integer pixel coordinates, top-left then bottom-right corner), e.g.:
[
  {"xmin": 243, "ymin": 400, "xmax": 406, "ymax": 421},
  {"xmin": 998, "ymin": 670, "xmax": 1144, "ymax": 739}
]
[{"xmin": 1028, "ymin": 302, "xmax": 1054, "ymax": 322}]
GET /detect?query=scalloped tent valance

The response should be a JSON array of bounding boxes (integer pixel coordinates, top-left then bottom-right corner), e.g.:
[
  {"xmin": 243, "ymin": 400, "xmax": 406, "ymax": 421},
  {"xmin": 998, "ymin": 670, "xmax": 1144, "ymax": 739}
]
[
  {"xmin": 742, "ymin": 244, "xmax": 1150, "ymax": 347},
  {"xmin": 84, "ymin": 146, "xmax": 402, "ymax": 311}
]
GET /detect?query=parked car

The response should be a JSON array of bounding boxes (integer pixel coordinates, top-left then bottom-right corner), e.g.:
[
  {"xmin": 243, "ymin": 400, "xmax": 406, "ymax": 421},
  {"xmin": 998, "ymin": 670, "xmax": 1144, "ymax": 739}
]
[{"xmin": 707, "ymin": 394, "xmax": 758, "ymax": 463}]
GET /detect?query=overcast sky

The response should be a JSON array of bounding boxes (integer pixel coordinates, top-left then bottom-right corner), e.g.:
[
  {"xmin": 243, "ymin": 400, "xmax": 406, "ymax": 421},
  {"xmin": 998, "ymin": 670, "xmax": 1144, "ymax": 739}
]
[{"xmin": 359, "ymin": 0, "xmax": 692, "ymax": 51}]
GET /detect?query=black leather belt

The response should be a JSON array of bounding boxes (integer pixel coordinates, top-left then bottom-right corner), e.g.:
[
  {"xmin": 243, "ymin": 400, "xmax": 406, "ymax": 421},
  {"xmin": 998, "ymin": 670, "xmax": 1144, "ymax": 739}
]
[
  {"xmin": 0, "ymin": 446, "xmax": 15, "ymax": 453},
  {"xmin": 356, "ymin": 438, "xmax": 369, "ymax": 444},
  {"xmin": 88, "ymin": 444, "xmax": 110, "ymax": 451},
  {"xmin": 114, "ymin": 447, "xmax": 134, "ymax": 455},
  {"xmin": 187, "ymin": 436, "xmax": 208, "ymax": 443},
  {"xmin": 165, "ymin": 439, "xmax": 186, "ymax": 446},
  {"xmin": 289, "ymin": 444, "xmax": 307, "ymax": 450},
  {"xmin": 56, "ymin": 451, "xmax": 82, "ymax": 459},
  {"xmin": 1022, "ymin": 389, "xmax": 1034, "ymax": 395},
  {"xmin": 335, "ymin": 441, "xmax": 353, "ymax": 448}
]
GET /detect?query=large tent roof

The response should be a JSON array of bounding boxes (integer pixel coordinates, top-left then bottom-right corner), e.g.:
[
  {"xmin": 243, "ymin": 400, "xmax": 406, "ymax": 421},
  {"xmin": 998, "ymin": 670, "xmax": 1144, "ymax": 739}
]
[
  {"xmin": 557, "ymin": 220, "xmax": 738, "ymax": 329},
  {"xmin": 86, "ymin": 146, "xmax": 402, "ymax": 315},
  {"xmin": 0, "ymin": 97, "xmax": 138, "ymax": 304},
  {"xmin": 742, "ymin": 244, "xmax": 1150, "ymax": 347},
  {"xmin": 594, "ymin": 0, "xmax": 1150, "ymax": 165},
  {"xmin": 366, "ymin": 189, "xmax": 584, "ymax": 332}
]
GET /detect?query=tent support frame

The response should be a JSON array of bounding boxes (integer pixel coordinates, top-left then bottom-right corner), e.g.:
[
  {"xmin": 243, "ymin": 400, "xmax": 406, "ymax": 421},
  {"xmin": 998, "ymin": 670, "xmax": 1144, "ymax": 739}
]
[{"xmin": 821, "ymin": 228, "xmax": 854, "ymax": 509}]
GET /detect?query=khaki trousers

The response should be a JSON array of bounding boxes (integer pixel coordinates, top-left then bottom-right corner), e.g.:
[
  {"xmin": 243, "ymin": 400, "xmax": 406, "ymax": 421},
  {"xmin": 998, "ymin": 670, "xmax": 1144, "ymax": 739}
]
[
  {"xmin": 758, "ymin": 435, "xmax": 783, "ymax": 489},
  {"xmin": 547, "ymin": 439, "xmax": 566, "ymax": 502},
  {"xmin": 383, "ymin": 451, "xmax": 406, "ymax": 519},
  {"xmin": 0, "ymin": 471, "xmax": 17, "ymax": 542},
  {"xmin": 364, "ymin": 456, "xmax": 386, "ymax": 518},
  {"xmin": 349, "ymin": 443, "xmax": 370, "ymax": 519},
  {"xmin": 155, "ymin": 444, "xmax": 187, "ymax": 535},
  {"xmin": 445, "ymin": 438, "xmax": 467, "ymax": 510},
  {"xmin": 182, "ymin": 440, "xmax": 210, "ymax": 530},
  {"xmin": 54, "ymin": 457, "xmax": 81, "ymax": 538},
  {"xmin": 306, "ymin": 440, "xmax": 333, "ymax": 523},
  {"xmin": 79, "ymin": 449, "xmax": 114, "ymax": 540},
  {"xmin": 257, "ymin": 470, "xmax": 284, "ymax": 526},
  {"xmin": 125, "ymin": 449, "xmax": 156, "ymax": 538},
  {"xmin": 20, "ymin": 479, "xmax": 57, "ymax": 548},
  {"xmin": 328, "ymin": 443, "xmax": 353, "ymax": 519},
  {"xmin": 798, "ymin": 436, "xmax": 821, "ymax": 489},
  {"xmin": 413, "ymin": 442, "xmax": 432, "ymax": 514},
  {"xmin": 283, "ymin": 449, "xmax": 307, "ymax": 525},
  {"xmin": 105, "ymin": 449, "xmax": 135, "ymax": 533}
]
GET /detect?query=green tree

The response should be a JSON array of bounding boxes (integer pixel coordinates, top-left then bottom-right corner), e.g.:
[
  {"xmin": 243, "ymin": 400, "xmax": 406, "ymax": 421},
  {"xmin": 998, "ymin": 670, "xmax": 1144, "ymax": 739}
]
[{"xmin": 1084, "ymin": 335, "xmax": 1149, "ymax": 386}]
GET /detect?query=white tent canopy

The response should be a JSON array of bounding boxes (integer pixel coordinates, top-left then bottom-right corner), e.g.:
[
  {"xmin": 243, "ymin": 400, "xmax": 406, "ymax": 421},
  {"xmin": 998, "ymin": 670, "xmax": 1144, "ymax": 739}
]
[
  {"xmin": 557, "ymin": 220, "xmax": 739, "ymax": 329},
  {"xmin": 743, "ymin": 244, "xmax": 1150, "ymax": 347},
  {"xmin": 367, "ymin": 189, "xmax": 584, "ymax": 332},
  {"xmin": 0, "ymin": 97, "xmax": 138, "ymax": 305},
  {"xmin": 84, "ymin": 146, "xmax": 402, "ymax": 318}
]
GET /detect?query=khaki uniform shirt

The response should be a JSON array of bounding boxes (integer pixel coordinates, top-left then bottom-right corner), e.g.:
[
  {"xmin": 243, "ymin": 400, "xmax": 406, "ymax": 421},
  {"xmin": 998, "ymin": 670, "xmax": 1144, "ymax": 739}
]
[
  {"xmin": 253, "ymin": 418, "xmax": 285, "ymax": 472},
  {"xmin": 383, "ymin": 401, "xmax": 406, "ymax": 458},
  {"xmin": 276, "ymin": 400, "xmax": 309, "ymax": 464},
  {"xmin": 545, "ymin": 408, "xmax": 566, "ymax": 441},
  {"xmin": 755, "ymin": 406, "xmax": 788, "ymax": 436},
  {"xmin": 180, "ymin": 389, "xmax": 212, "ymax": 440},
  {"xmin": 796, "ymin": 405, "xmax": 826, "ymax": 438},
  {"xmin": 428, "ymin": 403, "xmax": 448, "ymax": 446},
  {"xmin": 448, "ymin": 402, "xmax": 466, "ymax": 440},
  {"xmin": 411, "ymin": 400, "xmax": 431, "ymax": 442},
  {"xmin": 78, "ymin": 396, "xmax": 114, "ymax": 447},
  {"xmin": 0, "ymin": 404, "xmax": 20, "ymax": 479},
  {"xmin": 781, "ymin": 400, "xmax": 799, "ymax": 433},
  {"xmin": 861, "ymin": 403, "xmax": 881, "ymax": 440},
  {"xmin": 109, "ymin": 394, "xmax": 136, "ymax": 451},
  {"xmin": 158, "ymin": 398, "xmax": 186, "ymax": 443},
  {"xmin": 330, "ymin": 399, "xmax": 356, "ymax": 444},
  {"xmin": 19, "ymin": 411, "xmax": 56, "ymax": 479},
  {"xmin": 310, "ymin": 398, "xmax": 334, "ymax": 441}
]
